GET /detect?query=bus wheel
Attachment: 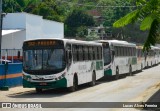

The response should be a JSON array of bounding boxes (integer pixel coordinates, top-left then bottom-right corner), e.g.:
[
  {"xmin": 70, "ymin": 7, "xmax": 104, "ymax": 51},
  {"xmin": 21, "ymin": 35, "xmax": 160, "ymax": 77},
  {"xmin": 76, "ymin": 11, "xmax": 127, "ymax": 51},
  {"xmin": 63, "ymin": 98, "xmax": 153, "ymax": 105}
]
[
  {"xmin": 129, "ymin": 65, "xmax": 133, "ymax": 76},
  {"xmin": 36, "ymin": 88, "xmax": 42, "ymax": 93},
  {"xmin": 141, "ymin": 64, "xmax": 143, "ymax": 71},
  {"xmin": 115, "ymin": 67, "xmax": 119, "ymax": 80},
  {"xmin": 69, "ymin": 76, "xmax": 78, "ymax": 92},
  {"xmin": 89, "ymin": 72, "xmax": 96, "ymax": 86}
]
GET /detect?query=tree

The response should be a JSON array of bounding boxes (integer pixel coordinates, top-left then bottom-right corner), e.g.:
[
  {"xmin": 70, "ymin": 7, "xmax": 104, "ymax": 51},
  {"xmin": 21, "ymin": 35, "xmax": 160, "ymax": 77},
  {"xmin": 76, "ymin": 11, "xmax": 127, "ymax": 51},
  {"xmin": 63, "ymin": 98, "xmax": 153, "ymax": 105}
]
[
  {"xmin": 65, "ymin": 9, "xmax": 95, "ymax": 37},
  {"xmin": 85, "ymin": 31, "xmax": 99, "ymax": 41},
  {"xmin": 97, "ymin": 0, "xmax": 148, "ymax": 43},
  {"xmin": 98, "ymin": 0, "xmax": 133, "ymax": 27},
  {"xmin": 3, "ymin": 0, "xmax": 39, "ymax": 13},
  {"xmin": 113, "ymin": 0, "xmax": 160, "ymax": 50},
  {"xmin": 32, "ymin": 0, "xmax": 65, "ymax": 22}
]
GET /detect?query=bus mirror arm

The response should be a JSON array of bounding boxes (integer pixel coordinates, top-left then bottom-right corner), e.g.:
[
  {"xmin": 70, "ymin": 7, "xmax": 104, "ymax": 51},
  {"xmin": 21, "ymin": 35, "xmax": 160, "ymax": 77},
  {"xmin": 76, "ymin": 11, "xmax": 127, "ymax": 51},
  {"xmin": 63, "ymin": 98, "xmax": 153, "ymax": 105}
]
[
  {"xmin": 66, "ymin": 51, "xmax": 68, "ymax": 63},
  {"xmin": 66, "ymin": 50, "xmax": 72, "ymax": 64},
  {"xmin": 111, "ymin": 50, "xmax": 115, "ymax": 62},
  {"xmin": 112, "ymin": 50, "xmax": 115, "ymax": 56},
  {"xmin": 69, "ymin": 51, "xmax": 72, "ymax": 60}
]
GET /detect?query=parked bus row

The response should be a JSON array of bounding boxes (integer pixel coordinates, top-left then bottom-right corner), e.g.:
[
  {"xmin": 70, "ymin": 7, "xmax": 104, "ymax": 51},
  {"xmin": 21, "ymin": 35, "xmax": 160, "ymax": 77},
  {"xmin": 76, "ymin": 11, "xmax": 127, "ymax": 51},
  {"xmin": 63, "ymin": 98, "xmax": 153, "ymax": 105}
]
[
  {"xmin": 97, "ymin": 40, "xmax": 160, "ymax": 79},
  {"xmin": 22, "ymin": 39, "xmax": 160, "ymax": 92}
]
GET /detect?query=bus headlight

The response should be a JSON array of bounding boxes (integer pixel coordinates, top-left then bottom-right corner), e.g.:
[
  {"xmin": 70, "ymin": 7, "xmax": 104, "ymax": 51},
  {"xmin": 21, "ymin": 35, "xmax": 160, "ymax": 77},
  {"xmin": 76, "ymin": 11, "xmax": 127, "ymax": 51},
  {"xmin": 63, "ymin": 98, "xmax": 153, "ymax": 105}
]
[
  {"xmin": 23, "ymin": 75, "xmax": 31, "ymax": 81},
  {"xmin": 27, "ymin": 78, "xmax": 31, "ymax": 81},
  {"xmin": 61, "ymin": 72, "xmax": 66, "ymax": 77}
]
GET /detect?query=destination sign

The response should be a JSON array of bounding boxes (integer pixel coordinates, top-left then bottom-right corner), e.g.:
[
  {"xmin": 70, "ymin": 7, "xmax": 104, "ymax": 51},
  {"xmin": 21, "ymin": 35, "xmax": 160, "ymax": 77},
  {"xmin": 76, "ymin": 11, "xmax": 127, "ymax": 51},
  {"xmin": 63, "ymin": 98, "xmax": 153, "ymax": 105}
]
[
  {"xmin": 27, "ymin": 40, "xmax": 56, "ymax": 47},
  {"xmin": 23, "ymin": 40, "xmax": 64, "ymax": 49}
]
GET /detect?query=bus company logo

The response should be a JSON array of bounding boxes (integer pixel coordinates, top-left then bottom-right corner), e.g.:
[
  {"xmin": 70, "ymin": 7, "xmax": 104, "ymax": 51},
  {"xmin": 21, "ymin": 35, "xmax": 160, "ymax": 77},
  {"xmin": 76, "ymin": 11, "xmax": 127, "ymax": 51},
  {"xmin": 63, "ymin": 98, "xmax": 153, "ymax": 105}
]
[{"xmin": 2, "ymin": 103, "xmax": 12, "ymax": 108}]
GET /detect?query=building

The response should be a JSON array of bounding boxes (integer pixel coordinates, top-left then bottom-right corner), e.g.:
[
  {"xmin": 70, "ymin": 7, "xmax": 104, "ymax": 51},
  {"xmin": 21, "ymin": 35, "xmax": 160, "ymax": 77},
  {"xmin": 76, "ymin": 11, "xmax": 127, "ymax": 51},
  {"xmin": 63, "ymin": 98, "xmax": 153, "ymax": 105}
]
[
  {"xmin": 2, "ymin": 12, "xmax": 64, "ymax": 49},
  {"xmin": 87, "ymin": 9, "xmax": 111, "ymax": 40},
  {"xmin": 1, "ymin": 12, "xmax": 64, "ymax": 60}
]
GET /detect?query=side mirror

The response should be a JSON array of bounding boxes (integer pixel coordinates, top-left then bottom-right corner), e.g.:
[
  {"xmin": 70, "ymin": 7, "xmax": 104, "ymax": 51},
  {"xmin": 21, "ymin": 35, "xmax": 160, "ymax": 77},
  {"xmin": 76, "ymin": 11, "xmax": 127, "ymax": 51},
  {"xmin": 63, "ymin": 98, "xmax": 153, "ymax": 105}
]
[
  {"xmin": 17, "ymin": 51, "xmax": 20, "ymax": 59},
  {"xmin": 112, "ymin": 50, "xmax": 115, "ymax": 56},
  {"xmin": 69, "ymin": 51, "xmax": 72, "ymax": 60}
]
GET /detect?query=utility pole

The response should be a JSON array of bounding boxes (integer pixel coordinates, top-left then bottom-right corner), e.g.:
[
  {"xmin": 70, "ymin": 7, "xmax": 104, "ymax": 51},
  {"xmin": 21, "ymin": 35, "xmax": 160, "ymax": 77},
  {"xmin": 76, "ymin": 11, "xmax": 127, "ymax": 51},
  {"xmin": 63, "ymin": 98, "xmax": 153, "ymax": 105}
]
[
  {"xmin": 0, "ymin": 0, "xmax": 9, "ymax": 91},
  {"xmin": 0, "ymin": 0, "xmax": 2, "ymax": 58}
]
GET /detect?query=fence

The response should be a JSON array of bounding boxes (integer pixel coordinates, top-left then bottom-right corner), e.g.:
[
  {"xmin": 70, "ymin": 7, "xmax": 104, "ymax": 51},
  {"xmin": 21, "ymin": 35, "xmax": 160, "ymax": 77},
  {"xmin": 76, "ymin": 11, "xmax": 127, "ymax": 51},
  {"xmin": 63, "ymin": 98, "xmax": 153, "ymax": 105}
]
[
  {"xmin": 0, "ymin": 49, "xmax": 23, "ymax": 88},
  {"xmin": 0, "ymin": 63, "xmax": 22, "ymax": 88},
  {"xmin": 0, "ymin": 49, "xmax": 23, "ymax": 64}
]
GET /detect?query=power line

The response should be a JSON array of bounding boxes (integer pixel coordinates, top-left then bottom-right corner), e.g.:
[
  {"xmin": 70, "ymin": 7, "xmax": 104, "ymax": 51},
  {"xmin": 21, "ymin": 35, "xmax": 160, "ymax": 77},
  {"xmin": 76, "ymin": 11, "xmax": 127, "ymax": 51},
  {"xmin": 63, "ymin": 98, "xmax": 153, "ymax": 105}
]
[{"xmin": 56, "ymin": 0, "xmax": 141, "ymax": 8}]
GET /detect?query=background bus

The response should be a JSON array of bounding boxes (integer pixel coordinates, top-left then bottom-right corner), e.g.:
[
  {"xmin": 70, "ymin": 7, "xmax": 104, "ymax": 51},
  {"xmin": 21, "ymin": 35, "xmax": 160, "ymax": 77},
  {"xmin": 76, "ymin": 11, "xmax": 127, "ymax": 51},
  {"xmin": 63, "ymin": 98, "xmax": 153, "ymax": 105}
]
[
  {"xmin": 22, "ymin": 39, "xmax": 104, "ymax": 92},
  {"xmin": 145, "ymin": 46, "xmax": 156, "ymax": 68},
  {"xmin": 136, "ymin": 46, "xmax": 145, "ymax": 71},
  {"xmin": 97, "ymin": 40, "xmax": 137, "ymax": 79}
]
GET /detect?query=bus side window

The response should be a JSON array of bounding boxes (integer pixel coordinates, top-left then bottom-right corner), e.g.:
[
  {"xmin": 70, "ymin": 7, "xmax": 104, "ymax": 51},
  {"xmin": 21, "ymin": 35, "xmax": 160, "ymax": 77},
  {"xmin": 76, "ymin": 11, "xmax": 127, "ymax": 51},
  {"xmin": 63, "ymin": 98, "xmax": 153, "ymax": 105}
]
[
  {"xmin": 92, "ymin": 47, "xmax": 95, "ymax": 60},
  {"xmin": 76, "ymin": 45, "xmax": 79, "ymax": 61},
  {"xmin": 112, "ymin": 50, "xmax": 115, "ymax": 62},
  {"xmin": 88, "ymin": 46, "xmax": 93, "ymax": 60},
  {"xmin": 72, "ymin": 45, "xmax": 77, "ymax": 62},
  {"xmin": 66, "ymin": 44, "xmax": 72, "ymax": 67},
  {"xmin": 79, "ymin": 46, "xmax": 83, "ymax": 61}
]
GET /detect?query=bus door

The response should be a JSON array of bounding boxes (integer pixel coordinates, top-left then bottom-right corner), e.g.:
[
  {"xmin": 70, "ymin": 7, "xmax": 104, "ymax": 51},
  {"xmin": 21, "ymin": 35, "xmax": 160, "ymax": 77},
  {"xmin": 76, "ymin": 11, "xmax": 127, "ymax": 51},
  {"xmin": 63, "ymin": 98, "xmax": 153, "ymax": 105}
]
[
  {"xmin": 66, "ymin": 44, "xmax": 72, "ymax": 70},
  {"xmin": 103, "ymin": 43, "xmax": 111, "ymax": 75}
]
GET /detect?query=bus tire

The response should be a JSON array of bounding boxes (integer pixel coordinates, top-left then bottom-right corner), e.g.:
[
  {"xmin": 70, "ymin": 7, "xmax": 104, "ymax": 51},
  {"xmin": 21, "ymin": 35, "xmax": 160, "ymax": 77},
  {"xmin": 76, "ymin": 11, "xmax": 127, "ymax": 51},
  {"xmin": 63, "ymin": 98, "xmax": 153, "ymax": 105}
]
[
  {"xmin": 141, "ymin": 64, "xmax": 143, "ymax": 71},
  {"xmin": 89, "ymin": 71, "xmax": 96, "ymax": 86},
  {"xmin": 36, "ymin": 88, "xmax": 42, "ymax": 93},
  {"xmin": 69, "ymin": 75, "xmax": 78, "ymax": 92},
  {"xmin": 129, "ymin": 65, "xmax": 133, "ymax": 76},
  {"xmin": 115, "ymin": 67, "xmax": 119, "ymax": 80}
]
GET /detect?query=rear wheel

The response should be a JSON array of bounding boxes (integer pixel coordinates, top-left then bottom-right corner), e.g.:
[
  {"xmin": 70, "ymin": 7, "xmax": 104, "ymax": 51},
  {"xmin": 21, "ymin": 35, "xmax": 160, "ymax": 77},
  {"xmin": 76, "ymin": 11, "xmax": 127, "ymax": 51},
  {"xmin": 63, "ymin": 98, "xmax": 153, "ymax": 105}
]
[
  {"xmin": 129, "ymin": 65, "xmax": 133, "ymax": 76},
  {"xmin": 69, "ymin": 76, "xmax": 78, "ymax": 92},
  {"xmin": 115, "ymin": 67, "xmax": 119, "ymax": 79},
  {"xmin": 89, "ymin": 72, "xmax": 96, "ymax": 86}
]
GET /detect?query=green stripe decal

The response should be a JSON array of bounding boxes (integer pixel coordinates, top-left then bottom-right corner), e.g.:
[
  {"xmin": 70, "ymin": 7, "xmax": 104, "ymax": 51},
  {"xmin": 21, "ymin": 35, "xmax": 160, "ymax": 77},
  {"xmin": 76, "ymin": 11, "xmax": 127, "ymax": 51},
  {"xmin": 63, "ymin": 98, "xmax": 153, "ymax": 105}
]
[
  {"xmin": 96, "ymin": 61, "xmax": 103, "ymax": 70},
  {"xmin": 104, "ymin": 69, "xmax": 112, "ymax": 76},
  {"xmin": 132, "ymin": 57, "xmax": 137, "ymax": 64}
]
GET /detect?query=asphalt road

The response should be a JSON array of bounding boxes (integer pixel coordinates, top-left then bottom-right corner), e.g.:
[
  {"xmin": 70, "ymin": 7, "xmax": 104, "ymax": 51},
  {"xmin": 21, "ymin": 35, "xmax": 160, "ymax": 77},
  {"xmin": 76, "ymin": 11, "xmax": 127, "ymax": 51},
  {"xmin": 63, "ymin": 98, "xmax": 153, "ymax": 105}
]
[{"xmin": 0, "ymin": 65, "xmax": 160, "ymax": 111}]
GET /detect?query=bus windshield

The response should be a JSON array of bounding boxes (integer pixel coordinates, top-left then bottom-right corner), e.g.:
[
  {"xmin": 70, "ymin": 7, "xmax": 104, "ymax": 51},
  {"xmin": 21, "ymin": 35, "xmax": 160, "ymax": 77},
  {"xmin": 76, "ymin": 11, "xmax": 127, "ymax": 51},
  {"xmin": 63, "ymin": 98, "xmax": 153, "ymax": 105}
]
[
  {"xmin": 23, "ymin": 48, "xmax": 66, "ymax": 74},
  {"xmin": 103, "ymin": 43, "xmax": 111, "ymax": 65}
]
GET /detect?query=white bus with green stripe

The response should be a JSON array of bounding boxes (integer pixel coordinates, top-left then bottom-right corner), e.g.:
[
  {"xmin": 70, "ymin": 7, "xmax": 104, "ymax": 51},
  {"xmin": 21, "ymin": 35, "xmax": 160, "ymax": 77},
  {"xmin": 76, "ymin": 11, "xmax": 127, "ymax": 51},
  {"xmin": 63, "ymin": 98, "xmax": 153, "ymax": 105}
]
[
  {"xmin": 22, "ymin": 38, "xmax": 104, "ymax": 92},
  {"xmin": 97, "ymin": 40, "xmax": 137, "ymax": 79}
]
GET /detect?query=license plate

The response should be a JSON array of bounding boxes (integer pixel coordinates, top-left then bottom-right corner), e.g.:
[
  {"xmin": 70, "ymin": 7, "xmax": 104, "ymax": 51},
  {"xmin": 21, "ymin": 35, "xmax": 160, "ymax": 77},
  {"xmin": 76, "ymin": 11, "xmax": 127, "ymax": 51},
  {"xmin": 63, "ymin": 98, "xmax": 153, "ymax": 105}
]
[{"xmin": 39, "ymin": 82, "xmax": 47, "ymax": 85}]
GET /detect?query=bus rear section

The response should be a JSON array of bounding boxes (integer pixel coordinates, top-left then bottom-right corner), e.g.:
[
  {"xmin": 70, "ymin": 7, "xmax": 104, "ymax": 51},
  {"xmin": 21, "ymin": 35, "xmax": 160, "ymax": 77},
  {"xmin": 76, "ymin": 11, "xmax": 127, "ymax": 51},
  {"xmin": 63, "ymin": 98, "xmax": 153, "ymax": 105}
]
[{"xmin": 145, "ymin": 47, "xmax": 155, "ymax": 68}]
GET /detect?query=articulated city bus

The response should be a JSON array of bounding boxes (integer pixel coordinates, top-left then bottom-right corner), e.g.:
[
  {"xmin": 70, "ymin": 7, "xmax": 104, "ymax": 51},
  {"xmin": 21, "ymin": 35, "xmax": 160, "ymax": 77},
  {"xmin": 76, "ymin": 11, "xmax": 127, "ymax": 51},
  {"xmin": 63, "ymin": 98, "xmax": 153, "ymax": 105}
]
[
  {"xmin": 97, "ymin": 40, "xmax": 137, "ymax": 79},
  {"xmin": 22, "ymin": 39, "xmax": 104, "ymax": 92}
]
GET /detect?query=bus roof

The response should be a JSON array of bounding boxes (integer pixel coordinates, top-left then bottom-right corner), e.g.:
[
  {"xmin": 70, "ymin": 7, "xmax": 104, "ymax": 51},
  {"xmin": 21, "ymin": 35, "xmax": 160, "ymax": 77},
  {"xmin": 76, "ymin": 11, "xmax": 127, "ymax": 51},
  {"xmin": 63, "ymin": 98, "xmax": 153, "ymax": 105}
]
[
  {"xmin": 96, "ymin": 40, "xmax": 136, "ymax": 47},
  {"xmin": 151, "ymin": 46, "xmax": 160, "ymax": 50},
  {"xmin": 23, "ymin": 38, "xmax": 102, "ymax": 46}
]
